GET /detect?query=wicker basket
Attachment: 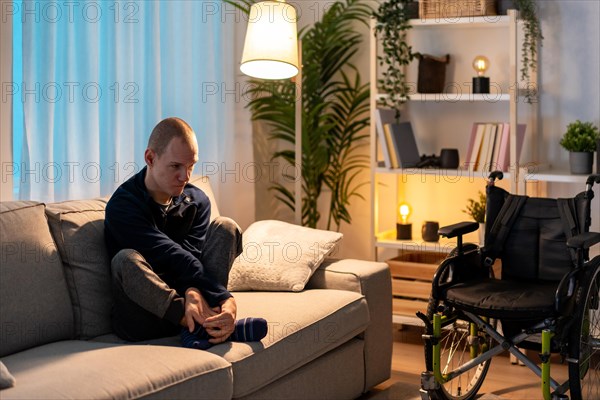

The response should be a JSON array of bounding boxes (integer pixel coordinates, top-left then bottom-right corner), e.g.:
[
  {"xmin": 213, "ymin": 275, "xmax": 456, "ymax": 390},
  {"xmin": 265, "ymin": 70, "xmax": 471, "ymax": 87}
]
[{"xmin": 419, "ymin": 0, "xmax": 497, "ymax": 19}]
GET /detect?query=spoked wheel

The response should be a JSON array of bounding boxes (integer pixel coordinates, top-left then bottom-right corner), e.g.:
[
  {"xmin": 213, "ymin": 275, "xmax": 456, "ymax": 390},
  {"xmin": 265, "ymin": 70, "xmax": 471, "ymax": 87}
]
[
  {"xmin": 568, "ymin": 265, "xmax": 600, "ymax": 400},
  {"xmin": 423, "ymin": 244, "xmax": 493, "ymax": 400}
]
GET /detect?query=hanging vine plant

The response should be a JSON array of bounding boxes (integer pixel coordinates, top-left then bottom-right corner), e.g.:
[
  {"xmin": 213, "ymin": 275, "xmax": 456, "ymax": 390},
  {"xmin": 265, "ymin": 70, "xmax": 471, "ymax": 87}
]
[
  {"xmin": 514, "ymin": 0, "xmax": 544, "ymax": 103},
  {"xmin": 373, "ymin": 0, "xmax": 417, "ymax": 119}
]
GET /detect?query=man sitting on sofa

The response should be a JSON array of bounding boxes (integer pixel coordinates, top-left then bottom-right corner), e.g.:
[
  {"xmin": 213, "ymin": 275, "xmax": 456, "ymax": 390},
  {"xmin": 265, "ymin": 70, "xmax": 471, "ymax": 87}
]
[{"xmin": 104, "ymin": 117, "xmax": 266, "ymax": 349}]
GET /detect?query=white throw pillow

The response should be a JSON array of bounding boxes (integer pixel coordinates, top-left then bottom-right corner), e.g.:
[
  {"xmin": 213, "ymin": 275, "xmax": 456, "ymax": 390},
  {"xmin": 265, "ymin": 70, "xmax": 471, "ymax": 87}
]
[{"xmin": 228, "ymin": 220, "xmax": 343, "ymax": 292}]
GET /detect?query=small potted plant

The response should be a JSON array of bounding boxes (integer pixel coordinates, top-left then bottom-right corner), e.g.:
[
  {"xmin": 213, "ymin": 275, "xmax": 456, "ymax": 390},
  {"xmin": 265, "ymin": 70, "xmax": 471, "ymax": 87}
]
[
  {"xmin": 559, "ymin": 120, "xmax": 600, "ymax": 174},
  {"xmin": 463, "ymin": 191, "xmax": 486, "ymax": 244}
]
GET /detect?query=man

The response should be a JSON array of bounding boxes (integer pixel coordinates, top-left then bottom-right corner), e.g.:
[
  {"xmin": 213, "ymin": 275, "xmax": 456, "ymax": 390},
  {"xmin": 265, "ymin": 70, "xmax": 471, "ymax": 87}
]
[{"xmin": 105, "ymin": 117, "xmax": 266, "ymax": 348}]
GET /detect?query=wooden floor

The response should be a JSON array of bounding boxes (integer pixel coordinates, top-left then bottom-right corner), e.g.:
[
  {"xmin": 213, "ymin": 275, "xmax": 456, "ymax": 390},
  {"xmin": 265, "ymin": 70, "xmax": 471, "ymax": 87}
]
[{"xmin": 364, "ymin": 324, "xmax": 571, "ymax": 400}]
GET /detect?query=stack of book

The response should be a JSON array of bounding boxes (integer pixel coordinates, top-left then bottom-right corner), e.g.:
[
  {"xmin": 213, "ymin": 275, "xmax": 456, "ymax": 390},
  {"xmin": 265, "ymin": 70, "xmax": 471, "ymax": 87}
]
[{"xmin": 464, "ymin": 122, "xmax": 526, "ymax": 172}]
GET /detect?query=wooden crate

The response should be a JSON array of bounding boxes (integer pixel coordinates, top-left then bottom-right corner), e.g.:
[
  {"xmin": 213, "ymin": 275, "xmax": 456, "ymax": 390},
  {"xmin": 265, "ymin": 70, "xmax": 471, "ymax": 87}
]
[
  {"xmin": 419, "ymin": 0, "xmax": 497, "ymax": 19},
  {"xmin": 386, "ymin": 251, "xmax": 448, "ymax": 320}
]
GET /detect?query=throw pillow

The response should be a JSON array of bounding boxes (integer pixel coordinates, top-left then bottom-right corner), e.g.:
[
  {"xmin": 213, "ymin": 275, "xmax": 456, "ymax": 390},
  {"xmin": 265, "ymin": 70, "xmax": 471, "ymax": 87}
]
[
  {"xmin": 0, "ymin": 361, "xmax": 16, "ymax": 389},
  {"xmin": 228, "ymin": 220, "xmax": 343, "ymax": 292}
]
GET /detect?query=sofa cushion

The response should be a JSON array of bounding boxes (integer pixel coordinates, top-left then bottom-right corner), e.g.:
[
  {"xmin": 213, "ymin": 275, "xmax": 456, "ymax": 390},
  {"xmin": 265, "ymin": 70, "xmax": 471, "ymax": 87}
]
[
  {"xmin": 45, "ymin": 199, "xmax": 112, "ymax": 339},
  {"xmin": 0, "ymin": 202, "xmax": 74, "ymax": 357},
  {"xmin": 0, "ymin": 340, "xmax": 233, "ymax": 400},
  {"xmin": 210, "ymin": 289, "xmax": 369, "ymax": 398},
  {"xmin": 0, "ymin": 361, "xmax": 16, "ymax": 389},
  {"xmin": 228, "ymin": 220, "xmax": 343, "ymax": 292}
]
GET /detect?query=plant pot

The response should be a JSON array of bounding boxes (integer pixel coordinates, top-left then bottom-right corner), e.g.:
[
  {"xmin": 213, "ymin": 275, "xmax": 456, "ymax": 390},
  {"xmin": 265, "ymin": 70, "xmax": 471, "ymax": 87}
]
[
  {"xmin": 569, "ymin": 151, "xmax": 594, "ymax": 175},
  {"xmin": 496, "ymin": 0, "xmax": 518, "ymax": 15}
]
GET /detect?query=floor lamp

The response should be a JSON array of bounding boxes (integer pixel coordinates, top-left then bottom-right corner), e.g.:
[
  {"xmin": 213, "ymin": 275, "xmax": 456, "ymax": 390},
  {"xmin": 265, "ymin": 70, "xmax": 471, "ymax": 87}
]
[{"xmin": 239, "ymin": 0, "xmax": 303, "ymax": 225}]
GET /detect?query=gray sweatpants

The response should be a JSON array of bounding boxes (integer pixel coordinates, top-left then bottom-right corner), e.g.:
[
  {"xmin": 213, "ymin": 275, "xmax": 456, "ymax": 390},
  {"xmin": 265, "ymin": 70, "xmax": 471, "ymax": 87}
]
[{"xmin": 110, "ymin": 216, "xmax": 242, "ymax": 341}]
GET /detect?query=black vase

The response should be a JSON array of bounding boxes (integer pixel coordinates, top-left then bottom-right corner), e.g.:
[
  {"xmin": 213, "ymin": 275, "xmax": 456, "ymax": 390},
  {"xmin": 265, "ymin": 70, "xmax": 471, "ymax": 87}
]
[{"xmin": 422, "ymin": 221, "xmax": 440, "ymax": 242}]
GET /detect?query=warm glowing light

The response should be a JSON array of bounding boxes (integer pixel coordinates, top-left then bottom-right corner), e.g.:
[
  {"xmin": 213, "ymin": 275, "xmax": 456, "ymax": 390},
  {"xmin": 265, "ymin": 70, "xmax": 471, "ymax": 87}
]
[
  {"xmin": 399, "ymin": 203, "xmax": 411, "ymax": 224},
  {"xmin": 472, "ymin": 55, "xmax": 490, "ymax": 77},
  {"xmin": 240, "ymin": 0, "xmax": 299, "ymax": 80}
]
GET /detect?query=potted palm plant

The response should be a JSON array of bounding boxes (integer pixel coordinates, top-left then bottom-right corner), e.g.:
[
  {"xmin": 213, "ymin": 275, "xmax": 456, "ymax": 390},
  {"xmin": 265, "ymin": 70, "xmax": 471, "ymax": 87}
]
[{"xmin": 559, "ymin": 120, "xmax": 600, "ymax": 174}]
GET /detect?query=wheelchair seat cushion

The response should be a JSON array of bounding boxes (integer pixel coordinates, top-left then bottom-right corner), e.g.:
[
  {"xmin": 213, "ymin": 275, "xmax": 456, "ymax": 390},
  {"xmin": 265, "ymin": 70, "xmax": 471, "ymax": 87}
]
[{"xmin": 444, "ymin": 278, "xmax": 559, "ymax": 320}]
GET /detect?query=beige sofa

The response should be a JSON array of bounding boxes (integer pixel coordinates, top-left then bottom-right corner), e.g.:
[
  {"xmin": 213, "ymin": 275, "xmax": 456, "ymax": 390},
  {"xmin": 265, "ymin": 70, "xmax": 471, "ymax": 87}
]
[{"xmin": 0, "ymin": 178, "xmax": 392, "ymax": 399}]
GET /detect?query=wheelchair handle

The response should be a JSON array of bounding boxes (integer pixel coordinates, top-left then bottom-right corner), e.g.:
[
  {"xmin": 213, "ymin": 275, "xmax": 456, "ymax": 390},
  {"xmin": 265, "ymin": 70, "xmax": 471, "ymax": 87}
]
[
  {"xmin": 488, "ymin": 171, "xmax": 504, "ymax": 185},
  {"xmin": 585, "ymin": 174, "xmax": 600, "ymax": 189}
]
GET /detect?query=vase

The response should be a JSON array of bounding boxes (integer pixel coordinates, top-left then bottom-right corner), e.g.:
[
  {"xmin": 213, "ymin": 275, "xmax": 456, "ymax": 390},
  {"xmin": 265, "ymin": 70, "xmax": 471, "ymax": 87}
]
[
  {"xmin": 569, "ymin": 151, "xmax": 593, "ymax": 175},
  {"xmin": 422, "ymin": 221, "xmax": 440, "ymax": 242},
  {"xmin": 478, "ymin": 223, "xmax": 486, "ymax": 246}
]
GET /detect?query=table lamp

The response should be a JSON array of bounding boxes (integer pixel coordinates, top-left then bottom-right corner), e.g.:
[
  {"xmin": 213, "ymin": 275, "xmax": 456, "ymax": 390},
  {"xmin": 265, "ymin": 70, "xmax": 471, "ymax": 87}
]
[
  {"xmin": 472, "ymin": 55, "xmax": 490, "ymax": 94},
  {"xmin": 396, "ymin": 202, "xmax": 412, "ymax": 240}
]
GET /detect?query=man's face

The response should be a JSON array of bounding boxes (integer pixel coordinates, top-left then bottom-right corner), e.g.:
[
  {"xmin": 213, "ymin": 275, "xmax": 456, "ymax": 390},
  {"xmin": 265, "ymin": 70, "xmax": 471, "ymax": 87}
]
[{"xmin": 145, "ymin": 136, "xmax": 198, "ymax": 203}]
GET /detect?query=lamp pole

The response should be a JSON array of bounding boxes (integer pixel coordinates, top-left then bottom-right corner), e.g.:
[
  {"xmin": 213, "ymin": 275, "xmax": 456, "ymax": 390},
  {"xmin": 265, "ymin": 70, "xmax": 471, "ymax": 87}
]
[{"xmin": 294, "ymin": 40, "xmax": 302, "ymax": 225}]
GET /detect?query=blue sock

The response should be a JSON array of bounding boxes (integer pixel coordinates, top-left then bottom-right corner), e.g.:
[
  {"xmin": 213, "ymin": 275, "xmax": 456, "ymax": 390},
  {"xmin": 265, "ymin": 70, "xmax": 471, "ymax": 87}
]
[
  {"xmin": 180, "ymin": 317, "xmax": 268, "ymax": 350},
  {"xmin": 230, "ymin": 317, "xmax": 268, "ymax": 342},
  {"xmin": 181, "ymin": 325, "xmax": 212, "ymax": 350}
]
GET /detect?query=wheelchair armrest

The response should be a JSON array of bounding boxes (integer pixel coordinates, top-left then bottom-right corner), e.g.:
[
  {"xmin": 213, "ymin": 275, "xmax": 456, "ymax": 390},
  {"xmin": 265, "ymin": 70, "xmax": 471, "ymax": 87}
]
[
  {"xmin": 438, "ymin": 221, "xmax": 480, "ymax": 239},
  {"xmin": 566, "ymin": 232, "xmax": 600, "ymax": 249}
]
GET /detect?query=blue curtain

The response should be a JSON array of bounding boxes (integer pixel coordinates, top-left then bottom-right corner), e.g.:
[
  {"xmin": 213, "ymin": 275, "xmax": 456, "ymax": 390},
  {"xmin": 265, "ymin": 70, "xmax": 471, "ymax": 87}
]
[{"xmin": 13, "ymin": 0, "xmax": 235, "ymax": 202}]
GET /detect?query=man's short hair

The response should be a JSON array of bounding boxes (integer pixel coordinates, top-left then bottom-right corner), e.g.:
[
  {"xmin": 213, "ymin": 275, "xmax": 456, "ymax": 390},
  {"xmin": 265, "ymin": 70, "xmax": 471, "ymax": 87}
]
[{"xmin": 148, "ymin": 117, "xmax": 195, "ymax": 156}]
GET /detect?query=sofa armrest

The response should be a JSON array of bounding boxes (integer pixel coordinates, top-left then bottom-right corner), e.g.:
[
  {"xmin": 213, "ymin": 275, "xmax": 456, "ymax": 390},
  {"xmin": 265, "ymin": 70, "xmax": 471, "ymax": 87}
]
[{"xmin": 306, "ymin": 258, "xmax": 392, "ymax": 391}]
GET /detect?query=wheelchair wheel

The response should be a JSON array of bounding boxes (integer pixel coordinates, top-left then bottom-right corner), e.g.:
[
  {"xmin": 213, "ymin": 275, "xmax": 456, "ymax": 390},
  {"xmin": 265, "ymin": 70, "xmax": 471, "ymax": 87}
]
[
  {"xmin": 424, "ymin": 244, "xmax": 492, "ymax": 400},
  {"xmin": 568, "ymin": 265, "xmax": 600, "ymax": 400}
]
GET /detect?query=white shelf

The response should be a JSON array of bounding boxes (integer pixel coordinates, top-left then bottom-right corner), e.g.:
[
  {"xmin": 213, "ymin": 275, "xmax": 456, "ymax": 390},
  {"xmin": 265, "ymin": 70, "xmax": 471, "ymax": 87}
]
[
  {"xmin": 376, "ymin": 93, "xmax": 510, "ymax": 103},
  {"xmin": 409, "ymin": 15, "xmax": 510, "ymax": 28},
  {"xmin": 523, "ymin": 167, "xmax": 593, "ymax": 184},
  {"xmin": 369, "ymin": 10, "xmax": 525, "ymax": 263},
  {"xmin": 374, "ymin": 166, "xmax": 512, "ymax": 181}
]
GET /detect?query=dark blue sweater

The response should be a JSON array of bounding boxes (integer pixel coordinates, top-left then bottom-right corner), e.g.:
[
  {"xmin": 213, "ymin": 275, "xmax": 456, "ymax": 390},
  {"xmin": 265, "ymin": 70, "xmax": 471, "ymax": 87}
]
[{"xmin": 104, "ymin": 167, "xmax": 232, "ymax": 306}]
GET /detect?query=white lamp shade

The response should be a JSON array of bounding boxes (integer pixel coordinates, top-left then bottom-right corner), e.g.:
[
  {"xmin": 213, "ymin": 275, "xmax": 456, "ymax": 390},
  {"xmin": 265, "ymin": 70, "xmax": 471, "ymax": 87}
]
[{"xmin": 240, "ymin": 1, "xmax": 299, "ymax": 80}]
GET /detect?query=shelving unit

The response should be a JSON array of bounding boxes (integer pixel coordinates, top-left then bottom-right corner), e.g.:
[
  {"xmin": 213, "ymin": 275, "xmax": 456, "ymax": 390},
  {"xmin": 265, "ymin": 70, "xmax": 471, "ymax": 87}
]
[{"xmin": 369, "ymin": 10, "xmax": 530, "ymax": 325}]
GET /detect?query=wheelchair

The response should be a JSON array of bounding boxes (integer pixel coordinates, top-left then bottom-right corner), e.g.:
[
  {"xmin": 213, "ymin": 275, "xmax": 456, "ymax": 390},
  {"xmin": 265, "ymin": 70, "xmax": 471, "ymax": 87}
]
[{"xmin": 418, "ymin": 171, "xmax": 600, "ymax": 400}]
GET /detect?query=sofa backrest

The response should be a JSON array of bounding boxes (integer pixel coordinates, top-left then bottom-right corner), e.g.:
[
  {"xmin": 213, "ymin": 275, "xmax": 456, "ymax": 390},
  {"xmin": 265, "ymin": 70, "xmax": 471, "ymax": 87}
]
[
  {"xmin": 45, "ymin": 199, "xmax": 112, "ymax": 339},
  {"xmin": 0, "ymin": 202, "xmax": 74, "ymax": 357},
  {"xmin": 189, "ymin": 175, "xmax": 220, "ymax": 221},
  {"xmin": 1, "ymin": 177, "xmax": 219, "ymax": 346}
]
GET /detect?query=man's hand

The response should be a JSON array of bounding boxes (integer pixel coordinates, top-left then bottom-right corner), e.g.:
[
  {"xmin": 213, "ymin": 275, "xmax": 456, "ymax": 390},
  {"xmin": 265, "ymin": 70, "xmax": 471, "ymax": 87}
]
[
  {"xmin": 203, "ymin": 297, "xmax": 237, "ymax": 344},
  {"xmin": 183, "ymin": 288, "xmax": 218, "ymax": 333}
]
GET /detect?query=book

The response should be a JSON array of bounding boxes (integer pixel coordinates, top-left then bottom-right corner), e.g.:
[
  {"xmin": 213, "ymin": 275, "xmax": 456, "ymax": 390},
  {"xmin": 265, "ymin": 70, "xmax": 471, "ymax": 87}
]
[
  {"xmin": 464, "ymin": 123, "xmax": 480, "ymax": 167},
  {"xmin": 383, "ymin": 123, "xmax": 399, "ymax": 168},
  {"xmin": 494, "ymin": 123, "xmax": 509, "ymax": 171},
  {"xmin": 387, "ymin": 122, "xmax": 421, "ymax": 168},
  {"xmin": 483, "ymin": 123, "xmax": 498, "ymax": 172},
  {"xmin": 467, "ymin": 123, "xmax": 486, "ymax": 171},
  {"xmin": 375, "ymin": 109, "xmax": 397, "ymax": 168},
  {"xmin": 490, "ymin": 123, "xmax": 503, "ymax": 171},
  {"xmin": 496, "ymin": 123, "xmax": 527, "ymax": 171},
  {"xmin": 478, "ymin": 123, "xmax": 493, "ymax": 172}
]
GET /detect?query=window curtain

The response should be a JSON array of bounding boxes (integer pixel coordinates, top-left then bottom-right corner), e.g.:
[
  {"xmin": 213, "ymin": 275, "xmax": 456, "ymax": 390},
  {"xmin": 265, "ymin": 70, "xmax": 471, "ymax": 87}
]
[{"xmin": 14, "ymin": 0, "xmax": 235, "ymax": 202}]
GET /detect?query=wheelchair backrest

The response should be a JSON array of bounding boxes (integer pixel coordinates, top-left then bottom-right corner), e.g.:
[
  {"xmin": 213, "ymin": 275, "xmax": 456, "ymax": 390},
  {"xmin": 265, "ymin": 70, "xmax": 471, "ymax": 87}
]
[{"xmin": 484, "ymin": 185, "xmax": 592, "ymax": 282}]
